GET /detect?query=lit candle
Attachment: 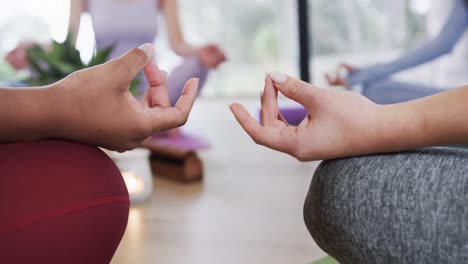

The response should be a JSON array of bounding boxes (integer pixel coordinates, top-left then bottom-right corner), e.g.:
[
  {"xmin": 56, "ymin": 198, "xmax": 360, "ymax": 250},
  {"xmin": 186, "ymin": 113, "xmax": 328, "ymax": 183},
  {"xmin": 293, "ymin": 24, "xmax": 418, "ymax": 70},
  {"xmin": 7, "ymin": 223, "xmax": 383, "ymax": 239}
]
[
  {"xmin": 104, "ymin": 148, "xmax": 153, "ymax": 204},
  {"xmin": 122, "ymin": 171, "xmax": 145, "ymax": 195}
]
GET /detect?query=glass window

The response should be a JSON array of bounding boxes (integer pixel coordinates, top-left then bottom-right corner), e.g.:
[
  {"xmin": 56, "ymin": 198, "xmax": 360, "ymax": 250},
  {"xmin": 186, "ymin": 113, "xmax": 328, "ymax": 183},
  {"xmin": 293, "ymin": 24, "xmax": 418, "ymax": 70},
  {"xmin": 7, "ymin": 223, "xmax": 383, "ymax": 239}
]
[
  {"xmin": 0, "ymin": 0, "xmax": 69, "ymax": 52},
  {"xmin": 1, "ymin": 0, "xmax": 434, "ymax": 93},
  {"xmin": 1, "ymin": 0, "xmax": 298, "ymax": 96},
  {"xmin": 157, "ymin": 0, "xmax": 299, "ymax": 97},
  {"xmin": 308, "ymin": 0, "xmax": 432, "ymax": 86}
]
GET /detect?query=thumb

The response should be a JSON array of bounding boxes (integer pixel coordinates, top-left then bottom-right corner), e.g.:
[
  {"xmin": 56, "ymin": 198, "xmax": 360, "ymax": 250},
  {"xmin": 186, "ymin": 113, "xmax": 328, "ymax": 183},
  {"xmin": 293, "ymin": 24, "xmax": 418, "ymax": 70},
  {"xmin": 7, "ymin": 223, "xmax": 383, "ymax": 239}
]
[
  {"xmin": 269, "ymin": 71, "xmax": 321, "ymax": 110},
  {"xmin": 114, "ymin": 43, "xmax": 154, "ymax": 82}
]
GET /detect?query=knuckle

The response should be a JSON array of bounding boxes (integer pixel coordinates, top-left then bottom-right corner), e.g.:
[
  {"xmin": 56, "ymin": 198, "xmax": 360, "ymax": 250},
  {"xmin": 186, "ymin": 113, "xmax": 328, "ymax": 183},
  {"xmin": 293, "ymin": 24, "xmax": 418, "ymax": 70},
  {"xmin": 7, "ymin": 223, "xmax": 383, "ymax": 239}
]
[
  {"xmin": 174, "ymin": 118, "xmax": 187, "ymax": 128},
  {"xmin": 126, "ymin": 142, "xmax": 139, "ymax": 151},
  {"xmin": 116, "ymin": 148, "xmax": 126, "ymax": 154},
  {"xmin": 68, "ymin": 70, "xmax": 83, "ymax": 81},
  {"xmin": 293, "ymin": 152, "xmax": 305, "ymax": 162},
  {"xmin": 292, "ymin": 145, "xmax": 306, "ymax": 162},
  {"xmin": 252, "ymin": 137, "xmax": 261, "ymax": 145},
  {"xmin": 133, "ymin": 119, "xmax": 152, "ymax": 138},
  {"xmin": 116, "ymin": 141, "xmax": 138, "ymax": 153},
  {"xmin": 294, "ymin": 154, "xmax": 307, "ymax": 162},
  {"xmin": 64, "ymin": 70, "xmax": 88, "ymax": 87},
  {"xmin": 175, "ymin": 109, "xmax": 189, "ymax": 126},
  {"xmin": 295, "ymin": 155, "xmax": 308, "ymax": 162},
  {"xmin": 288, "ymin": 82, "xmax": 304, "ymax": 98},
  {"xmin": 180, "ymin": 115, "xmax": 189, "ymax": 126},
  {"xmin": 112, "ymin": 59, "xmax": 130, "ymax": 75},
  {"xmin": 251, "ymin": 133, "xmax": 262, "ymax": 145}
]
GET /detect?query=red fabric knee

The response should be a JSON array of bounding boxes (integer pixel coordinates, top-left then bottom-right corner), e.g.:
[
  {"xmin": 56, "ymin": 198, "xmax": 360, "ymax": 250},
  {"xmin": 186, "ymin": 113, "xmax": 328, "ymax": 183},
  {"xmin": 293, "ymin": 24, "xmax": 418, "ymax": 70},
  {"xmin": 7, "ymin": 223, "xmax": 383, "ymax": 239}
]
[{"xmin": 0, "ymin": 140, "xmax": 130, "ymax": 264}]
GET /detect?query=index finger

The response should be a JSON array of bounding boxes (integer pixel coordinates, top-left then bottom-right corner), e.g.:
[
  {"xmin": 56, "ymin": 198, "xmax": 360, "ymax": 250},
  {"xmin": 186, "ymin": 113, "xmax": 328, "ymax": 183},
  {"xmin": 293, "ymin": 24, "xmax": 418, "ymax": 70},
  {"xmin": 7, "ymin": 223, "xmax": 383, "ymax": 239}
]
[
  {"xmin": 149, "ymin": 78, "xmax": 199, "ymax": 131},
  {"xmin": 144, "ymin": 60, "xmax": 170, "ymax": 108},
  {"xmin": 230, "ymin": 103, "xmax": 297, "ymax": 154},
  {"xmin": 261, "ymin": 75, "xmax": 280, "ymax": 126},
  {"xmin": 269, "ymin": 71, "xmax": 321, "ymax": 110}
]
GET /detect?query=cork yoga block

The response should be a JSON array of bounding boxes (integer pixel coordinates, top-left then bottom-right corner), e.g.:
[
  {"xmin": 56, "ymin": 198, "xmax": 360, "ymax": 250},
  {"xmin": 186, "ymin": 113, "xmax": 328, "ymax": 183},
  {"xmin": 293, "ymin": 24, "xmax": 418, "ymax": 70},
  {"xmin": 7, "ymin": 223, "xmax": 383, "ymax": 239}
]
[{"xmin": 143, "ymin": 141, "xmax": 203, "ymax": 183}]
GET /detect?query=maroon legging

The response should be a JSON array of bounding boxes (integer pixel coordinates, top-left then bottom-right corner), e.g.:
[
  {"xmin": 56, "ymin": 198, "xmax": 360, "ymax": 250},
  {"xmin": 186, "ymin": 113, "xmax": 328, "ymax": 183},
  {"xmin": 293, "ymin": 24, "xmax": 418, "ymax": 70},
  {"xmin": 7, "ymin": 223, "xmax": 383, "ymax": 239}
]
[{"xmin": 0, "ymin": 141, "xmax": 130, "ymax": 264}]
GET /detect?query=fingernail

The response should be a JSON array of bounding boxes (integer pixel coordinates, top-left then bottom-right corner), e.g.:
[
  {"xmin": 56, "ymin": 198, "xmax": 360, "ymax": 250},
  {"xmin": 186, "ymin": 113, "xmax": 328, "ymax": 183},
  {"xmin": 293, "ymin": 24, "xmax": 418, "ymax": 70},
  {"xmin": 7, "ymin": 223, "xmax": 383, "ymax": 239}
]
[
  {"xmin": 264, "ymin": 71, "xmax": 269, "ymax": 81},
  {"xmin": 139, "ymin": 43, "xmax": 154, "ymax": 59},
  {"xmin": 269, "ymin": 71, "xmax": 287, "ymax": 84}
]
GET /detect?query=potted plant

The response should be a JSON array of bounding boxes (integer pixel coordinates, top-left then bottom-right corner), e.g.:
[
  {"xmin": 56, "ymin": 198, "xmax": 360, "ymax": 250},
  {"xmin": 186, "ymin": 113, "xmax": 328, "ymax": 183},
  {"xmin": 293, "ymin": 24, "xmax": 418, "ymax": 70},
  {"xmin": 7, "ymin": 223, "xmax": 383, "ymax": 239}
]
[{"xmin": 24, "ymin": 34, "xmax": 140, "ymax": 95}]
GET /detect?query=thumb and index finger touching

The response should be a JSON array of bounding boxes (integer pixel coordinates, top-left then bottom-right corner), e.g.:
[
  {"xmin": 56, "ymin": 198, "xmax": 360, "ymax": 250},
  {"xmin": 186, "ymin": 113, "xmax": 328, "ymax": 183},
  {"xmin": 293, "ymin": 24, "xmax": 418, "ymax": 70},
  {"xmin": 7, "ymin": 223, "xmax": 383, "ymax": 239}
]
[
  {"xmin": 116, "ymin": 44, "xmax": 199, "ymax": 131},
  {"xmin": 268, "ymin": 71, "xmax": 321, "ymax": 110},
  {"xmin": 116, "ymin": 44, "xmax": 318, "ymax": 134},
  {"xmin": 116, "ymin": 43, "xmax": 318, "ymax": 112}
]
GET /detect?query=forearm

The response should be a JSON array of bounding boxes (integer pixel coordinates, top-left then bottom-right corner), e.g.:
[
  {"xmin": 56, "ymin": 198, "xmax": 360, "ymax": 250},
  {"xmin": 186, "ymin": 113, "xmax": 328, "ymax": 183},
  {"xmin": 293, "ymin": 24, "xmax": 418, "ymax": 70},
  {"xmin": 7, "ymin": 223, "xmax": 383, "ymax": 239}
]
[
  {"xmin": 347, "ymin": 40, "xmax": 456, "ymax": 87},
  {"xmin": 377, "ymin": 85, "xmax": 468, "ymax": 152},
  {"xmin": 347, "ymin": 0, "xmax": 467, "ymax": 87},
  {"xmin": 69, "ymin": 0, "xmax": 84, "ymax": 44},
  {"xmin": 171, "ymin": 42, "xmax": 198, "ymax": 57},
  {"xmin": 0, "ymin": 86, "xmax": 63, "ymax": 143},
  {"xmin": 162, "ymin": 0, "xmax": 198, "ymax": 57}
]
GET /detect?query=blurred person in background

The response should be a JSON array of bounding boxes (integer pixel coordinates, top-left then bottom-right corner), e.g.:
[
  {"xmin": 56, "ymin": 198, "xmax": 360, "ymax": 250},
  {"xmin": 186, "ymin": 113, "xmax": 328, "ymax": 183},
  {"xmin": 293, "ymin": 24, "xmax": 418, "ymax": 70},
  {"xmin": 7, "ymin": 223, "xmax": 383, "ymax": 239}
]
[
  {"xmin": 326, "ymin": 0, "xmax": 467, "ymax": 104},
  {"xmin": 7, "ymin": 0, "xmax": 226, "ymax": 106}
]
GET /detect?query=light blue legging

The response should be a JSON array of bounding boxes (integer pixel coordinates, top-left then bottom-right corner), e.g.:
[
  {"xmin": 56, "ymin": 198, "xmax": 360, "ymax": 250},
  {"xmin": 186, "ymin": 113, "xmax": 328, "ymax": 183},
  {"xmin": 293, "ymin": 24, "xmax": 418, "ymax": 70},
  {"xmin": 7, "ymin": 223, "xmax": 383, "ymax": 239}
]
[
  {"xmin": 346, "ymin": 0, "xmax": 467, "ymax": 104},
  {"xmin": 361, "ymin": 80, "xmax": 446, "ymax": 105}
]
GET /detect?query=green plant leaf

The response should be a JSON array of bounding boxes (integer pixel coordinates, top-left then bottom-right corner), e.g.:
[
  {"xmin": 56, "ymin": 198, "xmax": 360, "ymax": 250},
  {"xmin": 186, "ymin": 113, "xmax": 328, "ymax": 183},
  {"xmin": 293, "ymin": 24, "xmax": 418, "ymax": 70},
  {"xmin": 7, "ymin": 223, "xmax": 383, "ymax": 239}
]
[
  {"xmin": 62, "ymin": 33, "xmax": 85, "ymax": 68},
  {"xmin": 26, "ymin": 48, "xmax": 47, "ymax": 77},
  {"xmin": 25, "ymin": 32, "xmax": 117, "ymax": 86},
  {"xmin": 32, "ymin": 48, "xmax": 75, "ymax": 76},
  {"xmin": 88, "ymin": 44, "xmax": 115, "ymax": 67},
  {"xmin": 50, "ymin": 41, "xmax": 66, "ymax": 60},
  {"xmin": 129, "ymin": 77, "xmax": 141, "ymax": 97}
]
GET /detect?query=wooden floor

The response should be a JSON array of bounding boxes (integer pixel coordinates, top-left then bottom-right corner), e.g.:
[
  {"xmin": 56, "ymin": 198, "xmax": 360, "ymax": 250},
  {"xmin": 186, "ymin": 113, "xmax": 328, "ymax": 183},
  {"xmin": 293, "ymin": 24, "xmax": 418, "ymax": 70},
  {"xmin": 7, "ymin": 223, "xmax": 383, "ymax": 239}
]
[{"xmin": 112, "ymin": 99, "xmax": 327, "ymax": 264}]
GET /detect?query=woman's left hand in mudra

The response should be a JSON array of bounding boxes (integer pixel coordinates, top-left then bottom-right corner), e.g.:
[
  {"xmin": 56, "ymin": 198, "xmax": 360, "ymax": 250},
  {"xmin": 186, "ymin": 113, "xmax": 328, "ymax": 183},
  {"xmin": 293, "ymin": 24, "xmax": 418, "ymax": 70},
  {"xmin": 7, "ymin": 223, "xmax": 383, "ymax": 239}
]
[{"xmin": 229, "ymin": 72, "xmax": 387, "ymax": 162}]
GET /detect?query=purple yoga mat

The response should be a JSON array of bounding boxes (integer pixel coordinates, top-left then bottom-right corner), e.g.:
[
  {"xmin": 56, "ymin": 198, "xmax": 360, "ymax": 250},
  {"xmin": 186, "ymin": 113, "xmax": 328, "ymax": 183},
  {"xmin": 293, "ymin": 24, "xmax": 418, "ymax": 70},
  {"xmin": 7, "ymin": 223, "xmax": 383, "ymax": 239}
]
[
  {"xmin": 258, "ymin": 106, "xmax": 308, "ymax": 126},
  {"xmin": 279, "ymin": 107, "xmax": 308, "ymax": 126},
  {"xmin": 150, "ymin": 133, "xmax": 211, "ymax": 151}
]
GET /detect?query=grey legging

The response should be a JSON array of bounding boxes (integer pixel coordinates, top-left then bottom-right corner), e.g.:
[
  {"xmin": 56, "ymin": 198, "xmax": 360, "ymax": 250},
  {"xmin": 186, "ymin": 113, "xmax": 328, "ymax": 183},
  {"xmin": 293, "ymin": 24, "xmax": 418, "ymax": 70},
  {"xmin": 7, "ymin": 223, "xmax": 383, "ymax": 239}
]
[
  {"xmin": 304, "ymin": 147, "xmax": 468, "ymax": 264},
  {"xmin": 362, "ymin": 79, "xmax": 446, "ymax": 105}
]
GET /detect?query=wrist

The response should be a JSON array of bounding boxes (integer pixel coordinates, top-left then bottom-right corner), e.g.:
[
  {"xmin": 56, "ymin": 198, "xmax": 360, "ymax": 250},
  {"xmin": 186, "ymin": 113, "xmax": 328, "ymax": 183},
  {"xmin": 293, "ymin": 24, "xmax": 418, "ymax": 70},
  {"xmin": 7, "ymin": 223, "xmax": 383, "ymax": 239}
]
[
  {"xmin": 37, "ymin": 84, "xmax": 68, "ymax": 140},
  {"xmin": 375, "ymin": 102, "xmax": 426, "ymax": 153},
  {"xmin": 1, "ymin": 86, "xmax": 65, "ymax": 142}
]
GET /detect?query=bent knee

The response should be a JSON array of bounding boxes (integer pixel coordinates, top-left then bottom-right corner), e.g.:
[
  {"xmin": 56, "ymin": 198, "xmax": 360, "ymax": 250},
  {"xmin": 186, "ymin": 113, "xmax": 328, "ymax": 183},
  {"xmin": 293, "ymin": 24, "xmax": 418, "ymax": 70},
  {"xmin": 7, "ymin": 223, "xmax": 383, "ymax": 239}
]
[
  {"xmin": 0, "ymin": 140, "xmax": 130, "ymax": 263},
  {"xmin": 304, "ymin": 148, "xmax": 468, "ymax": 264}
]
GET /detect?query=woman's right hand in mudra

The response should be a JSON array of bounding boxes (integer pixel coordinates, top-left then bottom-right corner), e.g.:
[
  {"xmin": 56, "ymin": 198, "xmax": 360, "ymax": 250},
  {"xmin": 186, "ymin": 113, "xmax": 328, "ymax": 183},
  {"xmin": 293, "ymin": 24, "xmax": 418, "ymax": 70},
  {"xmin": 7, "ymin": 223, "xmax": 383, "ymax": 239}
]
[{"xmin": 51, "ymin": 44, "xmax": 199, "ymax": 152}]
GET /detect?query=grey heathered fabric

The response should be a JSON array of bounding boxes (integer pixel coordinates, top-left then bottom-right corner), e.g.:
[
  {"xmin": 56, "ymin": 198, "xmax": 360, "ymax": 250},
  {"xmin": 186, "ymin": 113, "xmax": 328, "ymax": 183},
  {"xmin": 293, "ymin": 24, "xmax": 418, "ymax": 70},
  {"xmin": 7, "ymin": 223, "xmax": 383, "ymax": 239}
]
[{"xmin": 304, "ymin": 147, "xmax": 468, "ymax": 264}]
